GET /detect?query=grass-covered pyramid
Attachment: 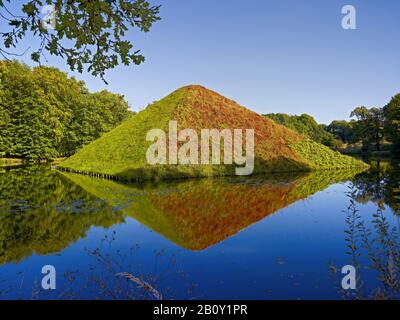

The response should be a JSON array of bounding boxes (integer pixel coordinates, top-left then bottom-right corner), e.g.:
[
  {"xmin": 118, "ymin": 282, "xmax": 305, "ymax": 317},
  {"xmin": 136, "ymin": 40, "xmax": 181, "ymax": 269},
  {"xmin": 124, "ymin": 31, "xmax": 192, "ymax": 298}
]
[{"xmin": 58, "ymin": 85, "xmax": 368, "ymax": 181}]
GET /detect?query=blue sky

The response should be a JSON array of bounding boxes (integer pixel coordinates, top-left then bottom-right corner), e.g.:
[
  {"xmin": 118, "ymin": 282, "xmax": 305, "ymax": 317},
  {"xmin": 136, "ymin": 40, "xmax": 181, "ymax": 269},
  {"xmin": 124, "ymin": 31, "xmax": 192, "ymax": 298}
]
[{"xmin": 1, "ymin": 0, "xmax": 400, "ymax": 123}]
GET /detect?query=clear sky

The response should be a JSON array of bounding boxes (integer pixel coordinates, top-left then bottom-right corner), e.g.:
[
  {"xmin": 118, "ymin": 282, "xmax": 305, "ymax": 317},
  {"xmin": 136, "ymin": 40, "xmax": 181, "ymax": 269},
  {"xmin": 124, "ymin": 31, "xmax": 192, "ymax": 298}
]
[{"xmin": 1, "ymin": 0, "xmax": 400, "ymax": 123}]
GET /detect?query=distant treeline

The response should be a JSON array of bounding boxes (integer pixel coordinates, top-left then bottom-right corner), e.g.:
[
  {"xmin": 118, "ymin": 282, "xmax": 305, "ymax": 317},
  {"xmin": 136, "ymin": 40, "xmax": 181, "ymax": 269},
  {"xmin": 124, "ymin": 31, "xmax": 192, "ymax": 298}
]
[
  {"xmin": 265, "ymin": 97, "xmax": 400, "ymax": 157},
  {"xmin": 264, "ymin": 113, "xmax": 335, "ymax": 147},
  {"xmin": 0, "ymin": 60, "xmax": 133, "ymax": 160}
]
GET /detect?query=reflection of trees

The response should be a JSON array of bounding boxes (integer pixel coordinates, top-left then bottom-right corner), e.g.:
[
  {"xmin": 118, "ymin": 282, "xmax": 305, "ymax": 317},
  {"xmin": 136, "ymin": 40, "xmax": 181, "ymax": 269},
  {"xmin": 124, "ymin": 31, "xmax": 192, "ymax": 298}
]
[
  {"xmin": 0, "ymin": 166, "xmax": 125, "ymax": 264},
  {"xmin": 352, "ymin": 160, "xmax": 400, "ymax": 214}
]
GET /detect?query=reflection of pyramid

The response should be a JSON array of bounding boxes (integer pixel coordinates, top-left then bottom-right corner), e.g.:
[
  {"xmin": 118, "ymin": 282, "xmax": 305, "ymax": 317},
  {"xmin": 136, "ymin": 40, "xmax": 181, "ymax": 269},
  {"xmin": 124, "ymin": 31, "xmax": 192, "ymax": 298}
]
[{"xmin": 62, "ymin": 169, "xmax": 364, "ymax": 251}]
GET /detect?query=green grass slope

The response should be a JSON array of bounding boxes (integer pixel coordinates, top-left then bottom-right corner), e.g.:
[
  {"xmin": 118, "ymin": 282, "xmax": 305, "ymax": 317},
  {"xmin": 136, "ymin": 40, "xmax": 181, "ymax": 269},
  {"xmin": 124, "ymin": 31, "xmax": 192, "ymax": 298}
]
[{"xmin": 58, "ymin": 85, "xmax": 368, "ymax": 181}]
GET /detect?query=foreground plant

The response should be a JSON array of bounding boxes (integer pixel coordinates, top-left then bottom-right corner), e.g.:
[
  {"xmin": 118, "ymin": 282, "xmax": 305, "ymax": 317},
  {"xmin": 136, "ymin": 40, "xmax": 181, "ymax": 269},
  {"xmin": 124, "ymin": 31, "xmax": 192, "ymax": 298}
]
[{"xmin": 330, "ymin": 184, "xmax": 400, "ymax": 300}]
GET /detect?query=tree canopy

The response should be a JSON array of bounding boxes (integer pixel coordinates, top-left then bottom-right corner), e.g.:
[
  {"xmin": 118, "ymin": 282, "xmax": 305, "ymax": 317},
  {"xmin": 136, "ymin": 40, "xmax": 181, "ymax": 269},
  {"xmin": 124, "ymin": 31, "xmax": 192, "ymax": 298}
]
[
  {"xmin": 0, "ymin": 59, "xmax": 133, "ymax": 159},
  {"xmin": 385, "ymin": 94, "xmax": 400, "ymax": 152},
  {"xmin": 264, "ymin": 113, "xmax": 336, "ymax": 147},
  {"xmin": 0, "ymin": 0, "xmax": 161, "ymax": 82},
  {"xmin": 350, "ymin": 106, "xmax": 385, "ymax": 152},
  {"xmin": 326, "ymin": 120, "xmax": 357, "ymax": 144},
  {"xmin": 265, "ymin": 108, "xmax": 393, "ymax": 155}
]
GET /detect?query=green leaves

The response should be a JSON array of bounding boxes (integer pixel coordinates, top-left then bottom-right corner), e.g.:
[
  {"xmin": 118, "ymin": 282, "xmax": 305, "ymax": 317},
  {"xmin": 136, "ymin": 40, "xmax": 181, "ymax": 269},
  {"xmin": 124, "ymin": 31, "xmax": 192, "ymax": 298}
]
[
  {"xmin": 22, "ymin": 2, "xmax": 36, "ymax": 15},
  {"xmin": 0, "ymin": 0, "xmax": 161, "ymax": 82},
  {"xmin": 385, "ymin": 94, "xmax": 400, "ymax": 153},
  {"xmin": 31, "ymin": 51, "xmax": 40, "ymax": 62},
  {"xmin": 264, "ymin": 113, "xmax": 336, "ymax": 147},
  {"xmin": 350, "ymin": 106, "xmax": 386, "ymax": 152},
  {"xmin": 0, "ymin": 60, "xmax": 132, "ymax": 159}
]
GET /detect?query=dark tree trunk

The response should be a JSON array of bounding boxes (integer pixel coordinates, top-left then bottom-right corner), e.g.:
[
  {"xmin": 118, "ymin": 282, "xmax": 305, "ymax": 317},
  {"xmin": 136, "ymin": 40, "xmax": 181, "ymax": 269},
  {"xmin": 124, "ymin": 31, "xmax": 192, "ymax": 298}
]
[{"xmin": 376, "ymin": 140, "xmax": 381, "ymax": 152}]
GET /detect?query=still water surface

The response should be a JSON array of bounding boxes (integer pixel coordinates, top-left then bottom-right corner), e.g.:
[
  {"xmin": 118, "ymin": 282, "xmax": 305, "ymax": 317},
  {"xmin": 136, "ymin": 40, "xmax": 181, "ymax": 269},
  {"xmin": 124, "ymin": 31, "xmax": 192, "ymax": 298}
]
[{"xmin": 0, "ymin": 162, "xmax": 399, "ymax": 299}]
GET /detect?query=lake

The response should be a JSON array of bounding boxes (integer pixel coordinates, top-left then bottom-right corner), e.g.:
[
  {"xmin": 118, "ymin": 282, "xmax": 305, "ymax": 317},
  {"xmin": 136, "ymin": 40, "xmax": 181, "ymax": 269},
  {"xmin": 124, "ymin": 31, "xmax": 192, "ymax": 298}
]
[{"xmin": 0, "ymin": 161, "xmax": 399, "ymax": 300}]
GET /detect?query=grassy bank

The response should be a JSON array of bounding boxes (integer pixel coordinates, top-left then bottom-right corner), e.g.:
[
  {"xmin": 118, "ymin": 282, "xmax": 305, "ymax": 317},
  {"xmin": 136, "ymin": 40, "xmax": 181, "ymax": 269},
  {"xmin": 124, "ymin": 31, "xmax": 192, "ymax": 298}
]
[{"xmin": 291, "ymin": 140, "xmax": 369, "ymax": 170}]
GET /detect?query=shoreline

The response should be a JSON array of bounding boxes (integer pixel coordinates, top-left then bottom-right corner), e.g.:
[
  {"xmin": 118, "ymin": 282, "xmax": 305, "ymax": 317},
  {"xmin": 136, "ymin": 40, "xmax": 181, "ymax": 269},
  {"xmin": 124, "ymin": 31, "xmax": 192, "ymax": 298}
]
[{"xmin": 0, "ymin": 157, "xmax": 67, "ymax": 167}]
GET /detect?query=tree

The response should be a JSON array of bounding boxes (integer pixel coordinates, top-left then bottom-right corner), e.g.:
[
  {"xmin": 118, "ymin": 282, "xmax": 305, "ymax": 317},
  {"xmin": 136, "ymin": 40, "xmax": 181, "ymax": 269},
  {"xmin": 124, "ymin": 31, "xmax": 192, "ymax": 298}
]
[
  {"xmin": 0, "ymin": 0, "xmax": 161, "ymax": 82},
  {"xmin": 350, "ymin": 106, "xmax": 385, "ymax": 153},
  {"xmin": 385, "ymin": 94, "xmax": 400, "ymax": 154},
  {"xmin": 326, "ymin": 120, "xmax": 357, "ymax": 144},
  {"xmin": 67, "ymin": 89, "xmax": 132, "ymax": 149},
  {"xmin": 264, "ymin": 113, "xmax": 336, "ymax": 147},
  {"xmin": 0, "ymin": 60, "xmax": 133, "ymax": 159}
]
